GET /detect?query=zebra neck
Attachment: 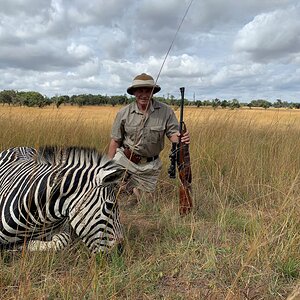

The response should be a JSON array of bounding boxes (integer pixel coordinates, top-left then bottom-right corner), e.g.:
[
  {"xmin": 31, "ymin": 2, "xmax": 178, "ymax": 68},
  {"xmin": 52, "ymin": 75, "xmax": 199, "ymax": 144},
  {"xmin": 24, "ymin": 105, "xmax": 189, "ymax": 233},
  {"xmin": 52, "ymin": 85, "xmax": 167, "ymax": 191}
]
[{"xmin": 52, "ymin": 165, "xmax": 98, "ymax": 217}]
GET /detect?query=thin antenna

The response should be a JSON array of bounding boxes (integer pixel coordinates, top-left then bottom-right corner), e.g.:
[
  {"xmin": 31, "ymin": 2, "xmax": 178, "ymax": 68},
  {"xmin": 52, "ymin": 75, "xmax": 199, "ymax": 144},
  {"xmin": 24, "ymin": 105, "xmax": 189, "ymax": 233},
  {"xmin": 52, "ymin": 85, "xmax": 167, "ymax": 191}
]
[
  {"xmin": 153, "ymin": 0, "xmax": 195, "ymax": 87},
  {"xmin": 144, "ymin": 0, "xmax": 195, "ymax": 112}
]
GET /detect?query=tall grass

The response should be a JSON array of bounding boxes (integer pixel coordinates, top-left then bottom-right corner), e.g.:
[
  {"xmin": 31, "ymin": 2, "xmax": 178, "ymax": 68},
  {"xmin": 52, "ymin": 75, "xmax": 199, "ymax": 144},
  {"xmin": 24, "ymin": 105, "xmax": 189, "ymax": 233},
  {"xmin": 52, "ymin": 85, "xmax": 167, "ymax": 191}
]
[
  {"xmin": 0, "ymin": 105, "xmax": 114, "ymax": 150},
  {"xmin": 0, "ymin": 105, "xmax": 299, "ymax": 299}
]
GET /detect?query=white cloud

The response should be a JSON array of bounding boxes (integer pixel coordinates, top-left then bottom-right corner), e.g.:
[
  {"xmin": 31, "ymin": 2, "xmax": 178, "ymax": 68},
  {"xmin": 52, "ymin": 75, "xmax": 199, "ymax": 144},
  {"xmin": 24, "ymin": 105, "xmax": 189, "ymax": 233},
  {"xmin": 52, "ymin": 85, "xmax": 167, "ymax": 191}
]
[
  {"xmin": 0, "ymin": 0, "xmax": 299, "ymax": 101},
  {"xmin": 161, "ymin": 54, "xmax": 213, "ymax": 78},
  {"xmin": 67, "ymin": 43, "xmax": 93, "ymax": 59},
  {"xmin": 67, "ymin": 0, "xmax": 128, "ymax": 26},
  {"xmin": 211, "ymin": 63, "xmax": 264, "ymax": 86},
  {"xmin": 234, "ymin": 5, "xmax": 300, "ymax": 62}
]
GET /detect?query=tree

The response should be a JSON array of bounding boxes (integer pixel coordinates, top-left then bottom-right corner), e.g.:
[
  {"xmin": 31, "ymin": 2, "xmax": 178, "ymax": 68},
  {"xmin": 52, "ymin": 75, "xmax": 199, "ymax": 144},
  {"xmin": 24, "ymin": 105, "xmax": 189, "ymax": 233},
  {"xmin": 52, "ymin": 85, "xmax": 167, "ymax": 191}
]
[
  {"xmin": 273, "ymin": 99, "xmax": 283, "ymax": 108},
  {"xmin": 195, "ymin": 100, "xmax": 202, "ymax": 107},
  {"xmin": 229, "ymin": 99, "xmax": 240, "ymax": 109},
  {"xmin": 110, "ymin": 95, "xmax": 127, "ymax": 106},
  {"xmin": 291, "ymin": 103, "xmax": 300, "ymax": 109},
  {"xmin": 212, "ymin": 98, "xmax": 221, "ymax": 109},
  {"xmin": 15, "ymin": 91, "xmax": 46, "ymax": 107},
  {"xmin": 220, "ymin": 100, "xmax": 228, "ymax": 109},
  {"xmin": 74, "ymin": 96, "xmax": 85, "ymax": 107},
  {"xmin": 250, "ymin": 99, "xmax": 272, "ymax": 109},
  {"xmin": 0, "ymin": 90, "xmax": 17, "ymax": 105},
  {"xmin": 51, "ymin": 95, "xmax": 69, "ymax": 108},
  {"xmin": 203, "ymin": 100, "xmax": 212, "ymax": 106}
]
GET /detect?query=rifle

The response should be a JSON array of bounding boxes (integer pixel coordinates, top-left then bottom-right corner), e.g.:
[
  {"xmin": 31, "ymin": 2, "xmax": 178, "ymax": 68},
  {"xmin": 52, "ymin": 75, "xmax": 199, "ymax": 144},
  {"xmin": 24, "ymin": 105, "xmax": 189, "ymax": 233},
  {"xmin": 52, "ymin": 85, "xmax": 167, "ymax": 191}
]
[{"xmin": 168, "ymin": 87, "xmax": 193, "ymax": 216}]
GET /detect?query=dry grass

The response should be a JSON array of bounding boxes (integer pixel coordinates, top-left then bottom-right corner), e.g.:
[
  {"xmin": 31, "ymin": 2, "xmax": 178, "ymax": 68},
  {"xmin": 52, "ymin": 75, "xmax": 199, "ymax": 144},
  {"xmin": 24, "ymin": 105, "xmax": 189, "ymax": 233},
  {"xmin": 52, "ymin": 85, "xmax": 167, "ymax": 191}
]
[
  {"xmin": 0, "ymin": 105, "xmax": 116, "ymax": 150},
  {"xmin": 0, "ymin": 105, "xmax": 299, "ymax": 299}
]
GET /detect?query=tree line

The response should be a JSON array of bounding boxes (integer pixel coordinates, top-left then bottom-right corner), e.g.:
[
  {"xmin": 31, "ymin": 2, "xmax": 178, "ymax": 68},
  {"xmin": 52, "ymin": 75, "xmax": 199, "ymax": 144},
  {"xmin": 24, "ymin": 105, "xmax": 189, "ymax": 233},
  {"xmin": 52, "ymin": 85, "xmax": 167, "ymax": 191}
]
[
  {"xmin": 0, "ymin": 90, "xmax": 130, "ymax": 108},
  {"xmin": 0, "ymin": 90, "xmax": 299, "ymax": 109}
]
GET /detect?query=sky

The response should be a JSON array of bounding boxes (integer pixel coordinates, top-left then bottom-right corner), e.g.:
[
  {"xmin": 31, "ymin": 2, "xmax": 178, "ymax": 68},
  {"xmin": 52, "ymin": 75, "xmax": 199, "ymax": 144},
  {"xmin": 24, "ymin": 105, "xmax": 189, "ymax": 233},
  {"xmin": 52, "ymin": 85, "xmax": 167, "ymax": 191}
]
[{"xmin": 0, "ymin": 0, "xmax": 299, "ymax": 102}]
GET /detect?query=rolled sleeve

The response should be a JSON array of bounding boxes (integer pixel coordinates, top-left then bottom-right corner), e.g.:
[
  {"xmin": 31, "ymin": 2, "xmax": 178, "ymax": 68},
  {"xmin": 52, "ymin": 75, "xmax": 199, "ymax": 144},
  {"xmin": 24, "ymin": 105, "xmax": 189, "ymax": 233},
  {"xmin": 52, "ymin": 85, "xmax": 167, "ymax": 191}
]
[
  {"xmin": 166, "ymin": 110, "xmax": 179, "ymax": 138},
  {"xmin": 111, "ymin": 111, "xmax": 124, "ymax": 142}
]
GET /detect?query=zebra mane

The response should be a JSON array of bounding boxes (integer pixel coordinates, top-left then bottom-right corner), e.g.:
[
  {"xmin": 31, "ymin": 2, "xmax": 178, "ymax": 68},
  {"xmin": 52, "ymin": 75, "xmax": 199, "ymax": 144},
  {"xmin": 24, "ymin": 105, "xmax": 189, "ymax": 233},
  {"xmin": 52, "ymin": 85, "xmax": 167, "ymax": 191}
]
[{"xmin": 36, "ymin": 146, "xmax": 104, "ymax": 166}]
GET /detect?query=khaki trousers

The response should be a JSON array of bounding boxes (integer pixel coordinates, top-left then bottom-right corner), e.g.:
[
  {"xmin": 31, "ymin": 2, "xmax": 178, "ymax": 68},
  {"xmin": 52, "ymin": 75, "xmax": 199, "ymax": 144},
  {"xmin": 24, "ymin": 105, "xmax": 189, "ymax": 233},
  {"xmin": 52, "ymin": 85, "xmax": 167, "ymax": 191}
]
[{"xmin": 113, "ymin": 148, "xmax": 162, "ymax": 193}]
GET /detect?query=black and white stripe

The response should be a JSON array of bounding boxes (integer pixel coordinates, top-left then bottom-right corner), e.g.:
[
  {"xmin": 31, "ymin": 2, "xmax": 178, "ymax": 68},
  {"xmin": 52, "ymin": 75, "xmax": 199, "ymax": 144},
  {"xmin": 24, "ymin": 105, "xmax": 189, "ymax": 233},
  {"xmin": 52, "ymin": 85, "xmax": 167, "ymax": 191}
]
[{"xmin": 0, "ymin": 146, "xmax": 124, "ymax": 253}]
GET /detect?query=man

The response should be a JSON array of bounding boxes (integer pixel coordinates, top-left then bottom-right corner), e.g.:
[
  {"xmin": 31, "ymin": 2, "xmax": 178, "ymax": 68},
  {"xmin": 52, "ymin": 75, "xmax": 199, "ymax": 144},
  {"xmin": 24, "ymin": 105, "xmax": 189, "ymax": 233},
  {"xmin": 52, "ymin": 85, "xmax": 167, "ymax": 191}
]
[{"xmin": 108, "ymin": 73, "xmax": 190, "ymax": 200}]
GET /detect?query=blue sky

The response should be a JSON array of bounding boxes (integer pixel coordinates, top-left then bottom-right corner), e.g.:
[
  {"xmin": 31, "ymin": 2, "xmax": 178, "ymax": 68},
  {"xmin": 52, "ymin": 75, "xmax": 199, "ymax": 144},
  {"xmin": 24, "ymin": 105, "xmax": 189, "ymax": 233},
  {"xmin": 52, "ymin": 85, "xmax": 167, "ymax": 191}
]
[{"xmin": 0, "ymin": 0, "xmax": 299, "ymax": 102}]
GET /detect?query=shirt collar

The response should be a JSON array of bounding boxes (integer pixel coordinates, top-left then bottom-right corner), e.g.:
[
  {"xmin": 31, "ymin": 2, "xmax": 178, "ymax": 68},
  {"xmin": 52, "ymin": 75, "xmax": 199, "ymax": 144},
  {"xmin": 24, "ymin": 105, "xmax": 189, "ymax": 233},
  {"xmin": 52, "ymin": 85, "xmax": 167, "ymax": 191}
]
[{"xmin": 131, "ymin": 99, "xmax": 160, "ymax": 114}]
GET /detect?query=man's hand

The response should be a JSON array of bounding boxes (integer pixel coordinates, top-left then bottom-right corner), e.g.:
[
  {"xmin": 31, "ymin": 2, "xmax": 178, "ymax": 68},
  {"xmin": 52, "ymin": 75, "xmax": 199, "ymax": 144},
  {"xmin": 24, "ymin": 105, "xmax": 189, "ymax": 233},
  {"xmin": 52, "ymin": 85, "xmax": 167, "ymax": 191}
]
[
  {"xmin": 169, "ymin": 130, "xmax": 190, "ymax": 145},
  {"xmin": 179, "ymin": 130, "xmax": 190, "ymax": 144}
]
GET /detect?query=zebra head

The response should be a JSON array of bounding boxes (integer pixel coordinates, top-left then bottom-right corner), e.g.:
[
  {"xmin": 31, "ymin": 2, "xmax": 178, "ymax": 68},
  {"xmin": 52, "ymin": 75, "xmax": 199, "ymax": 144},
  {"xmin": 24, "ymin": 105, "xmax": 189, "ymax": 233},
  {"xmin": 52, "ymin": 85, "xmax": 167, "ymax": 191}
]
[{"xmin": 67, "ymin": 152, "xmax": 125, "ymax": 253}]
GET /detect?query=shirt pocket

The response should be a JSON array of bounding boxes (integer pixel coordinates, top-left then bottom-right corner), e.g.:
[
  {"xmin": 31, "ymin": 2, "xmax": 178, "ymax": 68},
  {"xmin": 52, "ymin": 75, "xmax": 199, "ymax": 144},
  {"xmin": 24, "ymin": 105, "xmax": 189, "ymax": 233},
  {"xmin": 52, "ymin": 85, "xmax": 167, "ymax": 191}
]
[
  {"xmin": 124, "ymin": 125, "xmax": 138, "ymax": 140},
  {"xmin": 149, "ymin": 126, "xmax": 165, "ymax": 143}
]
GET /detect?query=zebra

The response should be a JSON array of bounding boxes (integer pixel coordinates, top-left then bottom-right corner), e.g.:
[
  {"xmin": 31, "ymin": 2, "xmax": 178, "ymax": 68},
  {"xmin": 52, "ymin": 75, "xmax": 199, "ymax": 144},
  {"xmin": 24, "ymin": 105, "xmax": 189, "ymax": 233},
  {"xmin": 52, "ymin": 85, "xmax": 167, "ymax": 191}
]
[{"xmin": 0, "ymin": 146, "xmax": 125, "ymax": 253}]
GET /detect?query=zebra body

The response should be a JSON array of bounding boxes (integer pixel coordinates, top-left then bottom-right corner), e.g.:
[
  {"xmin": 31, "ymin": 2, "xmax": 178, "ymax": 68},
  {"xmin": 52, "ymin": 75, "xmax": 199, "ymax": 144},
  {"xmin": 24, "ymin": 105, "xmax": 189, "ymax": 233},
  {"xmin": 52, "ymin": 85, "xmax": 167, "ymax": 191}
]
[{"xmin": 0, "ymin": 146, "xmax": 124, "ymax": 253}]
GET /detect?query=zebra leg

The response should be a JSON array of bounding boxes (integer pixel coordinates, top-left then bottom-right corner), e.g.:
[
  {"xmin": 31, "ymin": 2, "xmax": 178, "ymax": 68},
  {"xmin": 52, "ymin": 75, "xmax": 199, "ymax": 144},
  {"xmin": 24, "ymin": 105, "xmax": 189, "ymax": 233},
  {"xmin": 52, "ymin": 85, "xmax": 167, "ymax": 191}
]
[{"xmin": 24, "ymin": 232, "xmax": 72, "ymax": 251}]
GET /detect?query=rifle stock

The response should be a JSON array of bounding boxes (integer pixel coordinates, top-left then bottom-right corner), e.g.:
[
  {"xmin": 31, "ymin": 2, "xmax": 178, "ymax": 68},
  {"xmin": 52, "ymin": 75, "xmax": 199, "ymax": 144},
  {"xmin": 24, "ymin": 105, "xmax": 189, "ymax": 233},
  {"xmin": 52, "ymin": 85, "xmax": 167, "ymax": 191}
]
[
  {"xmin": 178, "ymin": 121, "xmax": 192, "ymax": 215},
  {"xmin": 179, "ymin": 185, "xmax": 193, "ymax": 215}
]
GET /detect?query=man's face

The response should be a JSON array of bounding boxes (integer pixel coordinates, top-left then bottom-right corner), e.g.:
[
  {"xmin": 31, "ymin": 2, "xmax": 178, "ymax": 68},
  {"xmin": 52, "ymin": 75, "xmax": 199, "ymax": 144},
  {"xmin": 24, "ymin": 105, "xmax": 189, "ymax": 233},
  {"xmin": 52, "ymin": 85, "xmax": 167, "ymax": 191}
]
[{"xmin": 133, "ymin": 87, "xmax": 153, "ymax": 107}]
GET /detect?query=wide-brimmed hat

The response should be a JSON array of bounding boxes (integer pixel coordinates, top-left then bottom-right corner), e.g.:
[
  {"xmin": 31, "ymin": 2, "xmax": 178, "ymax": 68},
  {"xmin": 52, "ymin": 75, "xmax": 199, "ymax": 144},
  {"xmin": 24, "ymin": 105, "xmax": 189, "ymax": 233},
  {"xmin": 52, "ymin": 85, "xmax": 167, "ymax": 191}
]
[{"xmin": 127, "ymin": 73, "xmax": 161, "ymax": 95}]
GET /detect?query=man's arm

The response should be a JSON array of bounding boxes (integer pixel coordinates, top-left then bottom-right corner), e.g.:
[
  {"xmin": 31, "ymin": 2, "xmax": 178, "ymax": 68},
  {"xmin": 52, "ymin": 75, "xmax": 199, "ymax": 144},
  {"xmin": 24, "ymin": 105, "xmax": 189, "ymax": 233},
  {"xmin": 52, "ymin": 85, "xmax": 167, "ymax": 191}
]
[{"xmin": 108, "ymin": 139, "xmax": 121, "ymax": 159}]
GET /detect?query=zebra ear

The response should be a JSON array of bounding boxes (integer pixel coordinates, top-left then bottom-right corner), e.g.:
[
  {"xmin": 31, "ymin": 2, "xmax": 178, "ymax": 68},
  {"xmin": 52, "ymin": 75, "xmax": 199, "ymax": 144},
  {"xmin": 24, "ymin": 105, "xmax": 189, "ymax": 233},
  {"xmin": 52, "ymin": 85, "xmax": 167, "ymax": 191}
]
[
  {"xmin": 98, "ymin": 155, "xmax": 125, "ymax": 185},
  {"xmin": 101, "ymin": 167, "xmax": 125, "ymax": 185}
]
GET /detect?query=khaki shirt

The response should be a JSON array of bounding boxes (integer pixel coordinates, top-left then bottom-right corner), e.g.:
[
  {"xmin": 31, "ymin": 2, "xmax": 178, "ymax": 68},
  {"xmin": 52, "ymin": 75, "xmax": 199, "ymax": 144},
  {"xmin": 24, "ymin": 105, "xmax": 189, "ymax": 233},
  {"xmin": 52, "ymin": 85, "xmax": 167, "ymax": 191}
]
[{"xmin": 111, "ymin": 99, "xmax": 179, "ymax": 157}]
